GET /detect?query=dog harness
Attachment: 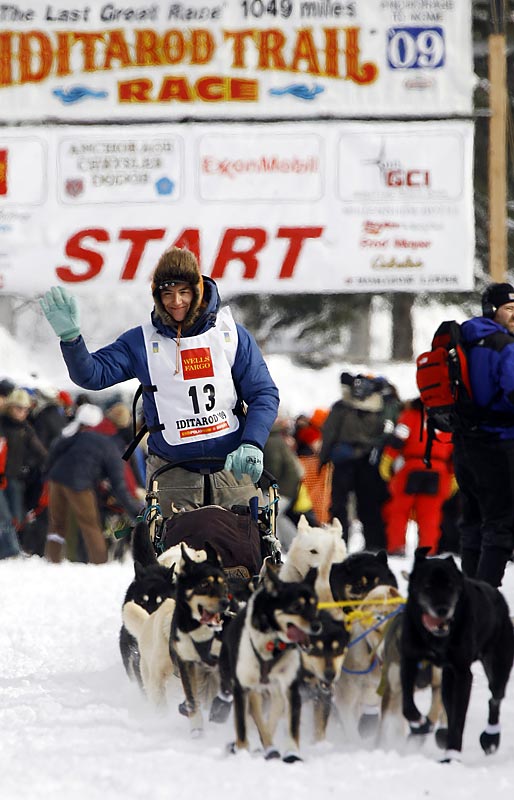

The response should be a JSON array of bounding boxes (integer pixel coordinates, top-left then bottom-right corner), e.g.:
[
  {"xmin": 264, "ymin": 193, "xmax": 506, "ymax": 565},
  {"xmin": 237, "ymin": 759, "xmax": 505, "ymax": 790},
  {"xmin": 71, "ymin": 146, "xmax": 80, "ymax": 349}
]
[{"xmin": 250, "ymin": 637, "xmax": 296, "ymax": 684}]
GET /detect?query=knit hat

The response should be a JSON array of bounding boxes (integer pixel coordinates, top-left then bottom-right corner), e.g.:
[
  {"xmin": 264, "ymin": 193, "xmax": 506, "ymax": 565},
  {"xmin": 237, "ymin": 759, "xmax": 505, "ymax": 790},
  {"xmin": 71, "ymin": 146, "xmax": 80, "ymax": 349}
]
[
  {"xmin": 481, "ymin": 283, "xmax": 514, "ymax": 318},
  {"xmin": 62, "ymin": 403, "xmax": 103, "ymax": 438},
  {"xmin": 151, "ymin": 247, "xmax": 204, "ymax": 330},
  {"xmin": 5, "ymin": 388, "xmax": 32, "ymax": 408}
]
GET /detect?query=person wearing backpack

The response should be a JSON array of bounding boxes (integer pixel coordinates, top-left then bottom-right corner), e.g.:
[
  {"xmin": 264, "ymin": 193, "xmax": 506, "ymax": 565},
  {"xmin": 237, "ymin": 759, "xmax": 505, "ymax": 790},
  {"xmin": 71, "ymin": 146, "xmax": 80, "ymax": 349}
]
[
  {"xmin": 39, "ymin": 247, "xmax": 279, "ymax": 517},
  {"xmin": 452, "ymin": 282, "xmax": 514, "ymax": 587}
]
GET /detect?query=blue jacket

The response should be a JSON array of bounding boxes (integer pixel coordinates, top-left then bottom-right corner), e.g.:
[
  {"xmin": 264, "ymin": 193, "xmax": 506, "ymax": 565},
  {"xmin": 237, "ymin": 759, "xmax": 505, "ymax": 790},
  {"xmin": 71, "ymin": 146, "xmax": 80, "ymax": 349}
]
[
  {"xmin": 45, "ymin": 430, "xmax": 140, "ymax": 517},
  {"xmin": 60, "ymin": 278, "xmax": 279, "ymax": 466},
  {"xmin": 460, "ymin": 316, "xmax": 514, "ymax": 439}
]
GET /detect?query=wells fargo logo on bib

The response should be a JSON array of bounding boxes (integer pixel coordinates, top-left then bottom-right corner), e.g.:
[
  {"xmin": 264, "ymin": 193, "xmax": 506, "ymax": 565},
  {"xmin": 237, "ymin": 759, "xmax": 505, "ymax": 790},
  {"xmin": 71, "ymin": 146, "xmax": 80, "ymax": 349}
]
[{"xmin": 181, "ymin": 347, "xmax": 214, "ymax": 380}]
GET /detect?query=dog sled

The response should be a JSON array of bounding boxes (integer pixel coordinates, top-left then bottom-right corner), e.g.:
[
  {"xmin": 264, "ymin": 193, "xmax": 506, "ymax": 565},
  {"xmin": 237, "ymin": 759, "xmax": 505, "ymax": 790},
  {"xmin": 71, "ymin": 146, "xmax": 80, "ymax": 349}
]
[{"xmin": 137, "ymin": 457, "xmax": 282, "ymax": 583}]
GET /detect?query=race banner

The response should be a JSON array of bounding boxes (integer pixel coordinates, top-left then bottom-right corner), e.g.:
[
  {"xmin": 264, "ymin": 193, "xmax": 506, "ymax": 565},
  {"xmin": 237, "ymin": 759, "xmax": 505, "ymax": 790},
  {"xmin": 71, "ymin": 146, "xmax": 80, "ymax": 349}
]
[
  {"xmin": 0, "ymin": 0, "xmax": 473, "ymax": 120},
  {"xmin": 0, "ymin": 120, "xmax": 474, "ymax": 295}
]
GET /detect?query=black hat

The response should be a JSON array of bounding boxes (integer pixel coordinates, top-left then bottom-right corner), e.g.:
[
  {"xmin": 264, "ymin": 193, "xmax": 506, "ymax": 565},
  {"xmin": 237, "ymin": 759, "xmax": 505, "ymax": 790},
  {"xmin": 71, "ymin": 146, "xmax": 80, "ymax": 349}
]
[
  {"xmin": 340, "ymin": 371, "xmax": 354, "ymax": 386},
  {"xmin": 0, "ymin": 378, "xmax": 15, "ymax": 397},
  {"xmin": 481, "ymin": 283, "xmax": 514, "ymax": 318}
]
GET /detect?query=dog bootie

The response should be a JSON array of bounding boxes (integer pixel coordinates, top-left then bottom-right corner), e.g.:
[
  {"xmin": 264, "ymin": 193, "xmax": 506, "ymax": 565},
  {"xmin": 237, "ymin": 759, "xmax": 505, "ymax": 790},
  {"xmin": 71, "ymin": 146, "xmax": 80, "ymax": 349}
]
[
  {"xmin": 480, "ymin": 725, "xmax": 500, "ymax": 755},
  {"xmin": 435, "ymin": 727, "xmax": 448, "ymax": 750},
  {"xmin": 358, "ymin": 710, "xmax": 380, "ymax": 739},
  {"xmin": 408, "ymin": 716, "xmax": 433, "ymax": 736},
  {"xmin": 209, "ymin": 693, "xmax": 233, "ymax": 724},
  {"xmin": 282, "ymin": 750, "xmax": 302, "ymax": 763}
]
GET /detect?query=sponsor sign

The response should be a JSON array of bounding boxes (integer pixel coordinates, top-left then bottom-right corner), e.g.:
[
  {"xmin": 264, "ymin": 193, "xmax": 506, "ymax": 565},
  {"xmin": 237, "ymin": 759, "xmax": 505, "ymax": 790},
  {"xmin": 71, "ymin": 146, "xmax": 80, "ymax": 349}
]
[
  {"xmin": 0, "ymin": 0, "xmax": 473, "ymax": 120},
  {"xmin": 0, "ymin": 120, "xmax": 474, "ymax": 294},
  {"xmin": 0, "ymin": 150, "xmax": 7, "ymax": 195}
]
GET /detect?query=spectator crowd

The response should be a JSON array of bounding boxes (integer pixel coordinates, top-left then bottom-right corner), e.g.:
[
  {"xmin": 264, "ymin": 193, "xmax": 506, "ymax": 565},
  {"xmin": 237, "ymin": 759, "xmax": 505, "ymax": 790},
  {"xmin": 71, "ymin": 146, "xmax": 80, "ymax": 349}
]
[
  {"xmin": 0, "ymin": 366, "xmax": 460, "ymax": 566},
  {"xmin": 0, "ymin": 380, "xmax": 145, "ymax": 562}
]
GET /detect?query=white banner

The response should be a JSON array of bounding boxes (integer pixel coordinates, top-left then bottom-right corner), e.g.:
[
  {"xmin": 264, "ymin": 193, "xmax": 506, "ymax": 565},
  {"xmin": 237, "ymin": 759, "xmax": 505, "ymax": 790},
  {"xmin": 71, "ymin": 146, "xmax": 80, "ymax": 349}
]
[
  {"xmin": 0, "ymin": 120, "xmax": 474, "ymax": 294},
  {"xmin": 0, "ymin": 0, "xmax": 473, "ymax": 120}
]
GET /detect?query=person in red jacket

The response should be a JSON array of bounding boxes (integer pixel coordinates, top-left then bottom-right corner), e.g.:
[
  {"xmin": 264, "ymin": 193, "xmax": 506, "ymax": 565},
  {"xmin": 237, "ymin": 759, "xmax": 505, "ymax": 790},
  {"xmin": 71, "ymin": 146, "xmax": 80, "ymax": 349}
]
[{"xmin": 379, "ymin": 397, "xmax": 454, "ymax": 555}]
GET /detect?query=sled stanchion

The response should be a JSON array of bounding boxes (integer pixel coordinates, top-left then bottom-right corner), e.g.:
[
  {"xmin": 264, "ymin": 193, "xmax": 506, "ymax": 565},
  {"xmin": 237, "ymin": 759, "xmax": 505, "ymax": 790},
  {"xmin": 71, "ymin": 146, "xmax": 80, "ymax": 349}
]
[
  {"xmin": 145, "ymin": 479, "xmax": 160, "ymax": 543},
  {"xmin": 268, "ymin": 483, "xmax": 277, "ymax": 544},
  {"xmin": 143, "ymin": 457, "xmax": 281, "ymax": 566}
]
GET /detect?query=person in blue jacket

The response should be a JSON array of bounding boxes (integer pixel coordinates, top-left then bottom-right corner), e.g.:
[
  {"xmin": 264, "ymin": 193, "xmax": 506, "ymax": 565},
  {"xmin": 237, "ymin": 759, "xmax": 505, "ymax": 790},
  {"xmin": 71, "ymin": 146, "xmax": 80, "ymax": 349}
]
[
  {"xmin": 454, "ymin": 282, "xmax": 514, "ymax": 587},
  {"xmin": 40, "ymin": 247, "xmax": 280, "ymax": 517},
  {"xmin": 44, "ymin": 403, "xmax": 141, "ymax": 564}
]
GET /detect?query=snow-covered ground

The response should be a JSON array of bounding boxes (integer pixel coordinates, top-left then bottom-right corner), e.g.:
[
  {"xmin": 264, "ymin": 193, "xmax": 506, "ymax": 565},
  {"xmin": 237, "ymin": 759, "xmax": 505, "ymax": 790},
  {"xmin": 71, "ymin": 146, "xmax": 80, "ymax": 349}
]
[
  {"xmin": 2, "ymin": 551, "xmax": 514, "ymax": 800},
  {"xmin": 3, "ymin": 299, "xmax": 511, "ymax": 799}
]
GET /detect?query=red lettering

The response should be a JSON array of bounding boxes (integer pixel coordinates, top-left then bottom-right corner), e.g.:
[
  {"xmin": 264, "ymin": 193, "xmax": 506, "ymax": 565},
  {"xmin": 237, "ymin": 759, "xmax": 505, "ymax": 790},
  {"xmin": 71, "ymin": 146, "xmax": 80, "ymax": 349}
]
[
  {"xmin": 277, "ymin": 227, "xmax": 324, "ymax": 278},
  {"xmin": 56, "ymin": 228, "xmax": 109, "ymax": 282},
  {"xmin": 211, "ymin": 228, "xmax": 267, "ymax": 279},
  {"xmin": 119, "ymin": 228, "xmax": 166, "ymax": 279},
  {"xmin": 171, "ymin": 229, "xmax": 201, "ymax": 262}
]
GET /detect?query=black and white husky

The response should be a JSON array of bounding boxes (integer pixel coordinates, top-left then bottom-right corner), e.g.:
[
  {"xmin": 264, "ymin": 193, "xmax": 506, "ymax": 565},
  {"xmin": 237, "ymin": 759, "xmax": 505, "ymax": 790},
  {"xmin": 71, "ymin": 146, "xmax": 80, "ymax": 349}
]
[
  {"xmin": 218, "ymin": 562, "xmax": 321, "ymax": 762},
  {"xmin": 169, "ymin": 542, "xmax": 229, "ymax": 736}
]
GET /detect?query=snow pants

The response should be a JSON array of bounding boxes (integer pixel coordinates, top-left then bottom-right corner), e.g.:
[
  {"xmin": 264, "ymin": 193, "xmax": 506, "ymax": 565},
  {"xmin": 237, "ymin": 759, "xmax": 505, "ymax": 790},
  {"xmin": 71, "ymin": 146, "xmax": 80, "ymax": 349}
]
[
  {"xmin": 382, "ymin": 460, "xmax": 451, "ymax": 555},
  {"xmin": 453, "ymin": 435, "xmax": 514, "ymax": 588},
  {"xmin": 330, "ymin": 455, "xmax": 388, "ymax": 550}
]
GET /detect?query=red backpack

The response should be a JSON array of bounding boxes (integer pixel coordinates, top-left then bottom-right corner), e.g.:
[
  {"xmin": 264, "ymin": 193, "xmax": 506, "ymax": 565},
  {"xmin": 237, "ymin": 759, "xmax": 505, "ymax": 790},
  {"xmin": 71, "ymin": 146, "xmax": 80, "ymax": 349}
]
[{"xmin": 416, "ymin": 320, "xmax": 476, "ymax": 466}]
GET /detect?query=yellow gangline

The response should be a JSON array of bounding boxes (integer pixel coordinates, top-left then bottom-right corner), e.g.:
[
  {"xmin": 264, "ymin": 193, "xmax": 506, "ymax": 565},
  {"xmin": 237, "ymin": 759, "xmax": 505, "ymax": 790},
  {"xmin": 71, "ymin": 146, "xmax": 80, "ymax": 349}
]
[{"xmin": 317, "ymin": 596, "xmax": 406, "ymax": 610}]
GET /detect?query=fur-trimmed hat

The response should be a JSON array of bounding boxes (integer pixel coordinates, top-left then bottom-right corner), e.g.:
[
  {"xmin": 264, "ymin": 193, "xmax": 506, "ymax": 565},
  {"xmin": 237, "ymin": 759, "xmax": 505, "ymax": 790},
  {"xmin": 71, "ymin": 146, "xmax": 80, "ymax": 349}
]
[{"xmin": 151, "ymin": 247, "xmax": 204, "ymax": 329}]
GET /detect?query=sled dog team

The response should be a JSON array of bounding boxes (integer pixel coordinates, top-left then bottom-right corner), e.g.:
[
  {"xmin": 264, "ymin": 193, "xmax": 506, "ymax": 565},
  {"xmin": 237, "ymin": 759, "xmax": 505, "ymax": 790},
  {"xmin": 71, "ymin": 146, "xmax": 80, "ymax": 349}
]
[{"xmin": 120, "ymin": 514, "xmax": 514, "ymax": 764}]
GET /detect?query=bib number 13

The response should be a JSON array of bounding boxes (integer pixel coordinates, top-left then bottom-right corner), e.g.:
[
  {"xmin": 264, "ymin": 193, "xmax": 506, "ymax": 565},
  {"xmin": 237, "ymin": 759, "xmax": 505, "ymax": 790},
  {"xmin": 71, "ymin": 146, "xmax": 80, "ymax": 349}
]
[{"xmin": 188, "ymin": 384, "xmax": 215, "ymax": 414}]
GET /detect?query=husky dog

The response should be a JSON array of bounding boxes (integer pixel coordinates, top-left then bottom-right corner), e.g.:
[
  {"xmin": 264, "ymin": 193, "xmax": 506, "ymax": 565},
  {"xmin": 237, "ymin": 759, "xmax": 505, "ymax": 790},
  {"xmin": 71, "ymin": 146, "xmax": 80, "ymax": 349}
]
[
  {"xmin": 279, "ymin": 515, "xmax": 347, "ymax": 584},
  {"xmin": 219, "ymin": 562, "xmax": 321, "ymax": 762},
  {"xmin": 158, "ymin": 542, "xmax": 207, "ymax": 570},
  {"xmin": 169, "ymin": 542, "xmax": 229, "ymax": 736},
  {"xmin": 329, "ymin": 550, "xmax": 398, "ymax": 606},
  {"xmin": 123, "ymin": 597, "xmax": 177, "ymax": 707},
  {"xmin": 336, "ymin": 584, "xmax": 402, "ymax": 741},
  {"xmin": 401, "ymin": 547, "xmax": 514, "ymax": 762},
  {"xmin": 119, "ymin": 559, "xmax": 176, "ymax": 687},
  {"xmin": 376, "ymin": 611, "xmax": 445, "ymax": 749},
  {"xmin": 299, "ymin": 610, "xmax": 350, "ymax": 741}
]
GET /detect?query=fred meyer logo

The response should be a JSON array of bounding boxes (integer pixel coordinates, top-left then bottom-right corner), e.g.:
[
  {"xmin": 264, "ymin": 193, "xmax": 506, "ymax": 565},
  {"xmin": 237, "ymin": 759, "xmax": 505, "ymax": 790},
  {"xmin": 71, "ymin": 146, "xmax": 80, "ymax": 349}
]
[
  {"xmin": 181, "ymin": 347, "xmax": 214, "ymax": 380},
  {"xmin": 0, "ymin": 150, "xmax": 7, "ymax": 195}
]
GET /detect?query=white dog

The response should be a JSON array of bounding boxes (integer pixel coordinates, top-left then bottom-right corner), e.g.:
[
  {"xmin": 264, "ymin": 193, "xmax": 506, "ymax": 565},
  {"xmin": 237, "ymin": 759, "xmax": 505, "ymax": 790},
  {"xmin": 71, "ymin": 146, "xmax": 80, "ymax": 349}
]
[
  {"xmin": 279, "ymin": 515, "xmax": 347, "ymax": 609},
  {"xmin": 279, "ymin": 515, "xmax": 347, "ymax": 582},
  {"xmin": 157, "ymin": 543, "xmax": 207, "ymax": 570},
  {"xmin": 122, "ymin": 598, "xmax": 177, "ymax": 707}
]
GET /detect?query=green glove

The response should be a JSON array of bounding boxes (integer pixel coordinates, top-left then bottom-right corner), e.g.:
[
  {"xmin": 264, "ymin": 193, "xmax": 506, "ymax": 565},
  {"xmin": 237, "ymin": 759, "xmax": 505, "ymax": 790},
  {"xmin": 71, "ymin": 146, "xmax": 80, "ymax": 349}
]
[
  {"xmin": 224, "ymin": 444, "xmax": 263, "ymax": 483},
  {"xmin": 40, "ymin": 286, "xmax": 80, "ymax": 341}
]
